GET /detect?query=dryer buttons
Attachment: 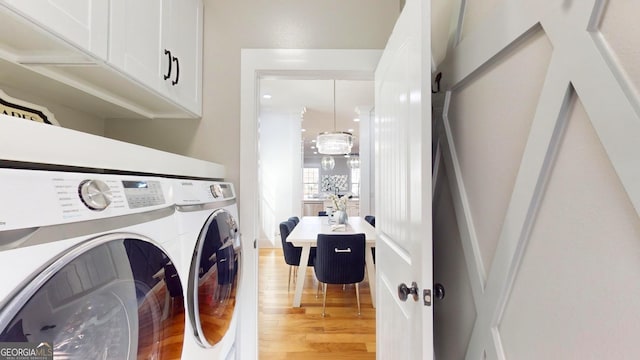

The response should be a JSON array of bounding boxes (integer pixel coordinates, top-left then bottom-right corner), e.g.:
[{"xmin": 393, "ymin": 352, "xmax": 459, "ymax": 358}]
[{"xmin": 78, "ymin": 179, "xmax": 113, "ymax": 211}]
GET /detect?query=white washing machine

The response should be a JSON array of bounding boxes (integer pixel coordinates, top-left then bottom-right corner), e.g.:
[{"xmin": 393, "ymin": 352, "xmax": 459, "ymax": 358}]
[
  {"xmin": 0, "ymin": 167, "xmax": 187, "ymax": 359},
  {"xmin": 0, "ymin": 114, "xmax": 227, "ymax": 359},
  {"xmin": 173, "ymin": 180, "xmax": 240, "ymax": 359}
]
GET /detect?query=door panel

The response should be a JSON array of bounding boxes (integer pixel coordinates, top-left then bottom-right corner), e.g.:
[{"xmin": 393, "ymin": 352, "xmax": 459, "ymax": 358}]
[
  {"xmin": 109, "ymin": 0, "xmax": 163, "ymax": 92},
  {"xmin": 375, "ymin": 0, "xmax": 432, "ymax": 357},
  {"xmin": 433, "ymin": 157, "xmax": 477, "ymax": 360},
  {"xmin": 434, "ymin": 0, "xmax": 640, "ymax": 358},
  {"xmin": 163, "ymin": 0, "xmax": 202, "ymax": 114}
]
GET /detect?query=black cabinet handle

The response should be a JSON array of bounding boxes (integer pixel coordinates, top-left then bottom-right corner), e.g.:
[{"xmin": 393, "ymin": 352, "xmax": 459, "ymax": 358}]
[
  {"xmin": 163, "ymin": 49, "xmax": 172, "ymax": 80},
  {"xmin": 172, "ymin": 56, "xmax": 180, "ymax": 85}
]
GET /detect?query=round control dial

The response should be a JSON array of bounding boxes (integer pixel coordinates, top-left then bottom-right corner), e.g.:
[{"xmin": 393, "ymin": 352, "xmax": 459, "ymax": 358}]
[{"xmin": 78, "ymin": 179, "xmax": 112, "ymax": 211}]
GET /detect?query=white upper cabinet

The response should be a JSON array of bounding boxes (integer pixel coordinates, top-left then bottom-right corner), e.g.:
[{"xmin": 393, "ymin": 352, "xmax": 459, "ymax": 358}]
[
  {"xmin": 0, "ymin": 0, "xmax": 203, "ymax": 118},
  {"xmin": 161, "ymin": 0, "xmax": 203, "ymax": 115},
  {"xmin": 1, "ymin": 0, "xmax": 109, "ymax": 60},
  {"xmin": 109, "ymin": 0, "xmax": 202, "ymax": 115},
  {"xmin": 109, "ymin": 0, "xmax": 165, "ymax": 96}
]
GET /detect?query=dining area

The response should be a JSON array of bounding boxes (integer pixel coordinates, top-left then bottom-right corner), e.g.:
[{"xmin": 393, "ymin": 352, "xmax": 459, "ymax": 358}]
[
  {"xmin": 284, "ymin": 216, "xmax": 377, "ymax": 311},
  {"xmin": 258, "ymin": 214, "xmax": 377, "ymax": 359}
]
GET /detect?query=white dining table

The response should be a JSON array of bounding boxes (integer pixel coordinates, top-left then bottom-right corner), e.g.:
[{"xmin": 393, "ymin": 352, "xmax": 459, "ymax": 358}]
[{"xmin": 286, "ymin": 216, "xmax": 377, "ymax": 308}]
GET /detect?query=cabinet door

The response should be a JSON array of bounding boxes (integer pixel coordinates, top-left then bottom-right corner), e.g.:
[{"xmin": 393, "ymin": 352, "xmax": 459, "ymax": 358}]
[
  {"xmin": 162, "ymin": 0, "xmax": 203, "ymax": 115},
  {"xmin": 109, "ymin": 0, "xmax": 166, "ymax": 94},
  {"xmin": 2, "ymin": 0, "xmax": 108, "ymax": 59}
]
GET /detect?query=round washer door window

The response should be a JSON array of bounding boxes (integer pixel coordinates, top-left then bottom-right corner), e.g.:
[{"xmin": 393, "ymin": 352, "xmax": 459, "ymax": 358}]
[
  {"xmin": 0, "ymin": 236, "xmax": 185, "ymax": 360},
  {"xmin": 189, "ymin": 209, "xmax": 241, "ymax": 347}
]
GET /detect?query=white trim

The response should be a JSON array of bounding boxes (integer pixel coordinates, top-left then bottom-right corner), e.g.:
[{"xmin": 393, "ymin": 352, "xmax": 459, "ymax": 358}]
[
  {"xmin": 239, "ymin": 49, "xmax": 382, "ymax": 360},
  {"xmin": 440, "ymin": 91, "xmax": 486, "ymax": 304},
  {"xmin": 432, "ymin": 140, "xmax": 442, "ymax": 196}
]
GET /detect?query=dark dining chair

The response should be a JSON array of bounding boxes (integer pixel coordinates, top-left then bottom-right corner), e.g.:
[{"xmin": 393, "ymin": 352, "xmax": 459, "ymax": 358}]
[
  {"xmin": 288, "ymin": 216, "xmax": 300, "ymax": 226},
  {"xmin": 314, "ymin": 233, "xmax": 366, "ymax": 316},
  {"xmin": 364, "ymin": 215, "xmax": 375, "ymax": 227},
  {"xmin": 280, "ymin": 220, "xmax": 316, "ymax": 292}
]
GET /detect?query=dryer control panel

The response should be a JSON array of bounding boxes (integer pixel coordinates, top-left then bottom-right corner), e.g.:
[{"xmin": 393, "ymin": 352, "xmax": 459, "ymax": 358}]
[{"xmin": 174, "ymin": 180, "xmax": 235, "ymax": 206}]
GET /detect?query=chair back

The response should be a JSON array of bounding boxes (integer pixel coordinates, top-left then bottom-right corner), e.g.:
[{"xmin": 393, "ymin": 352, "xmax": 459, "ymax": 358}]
[
  {"xmin": 364, "ymin": 215, "xmax": 375, "ymax": 227},
  {"xmin": 288, "ymin": 216, "xmax": 300, "ymax": 226},
  {"xmin": 279, "ymin": 220, "xmax": 301, "ymax": 266},
  {"xmin": 314, "ymin": 233, "xmax": 365, "ymax": 285}
]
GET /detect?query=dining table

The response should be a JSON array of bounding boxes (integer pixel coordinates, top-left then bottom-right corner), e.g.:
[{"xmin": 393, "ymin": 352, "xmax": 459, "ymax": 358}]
[{"xmin": 286, "ymin": 216, "xmax": 377, "ymax": 308}]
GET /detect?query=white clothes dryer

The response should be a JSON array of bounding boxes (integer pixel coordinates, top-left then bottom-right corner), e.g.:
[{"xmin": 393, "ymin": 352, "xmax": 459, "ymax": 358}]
[
  {"xmin": 0, "ymin": 167, "xmax": 187, "ymax": 359},
  {"xmin": 173, "ymin": 180, "xmax": 240, "ymax": 359}
]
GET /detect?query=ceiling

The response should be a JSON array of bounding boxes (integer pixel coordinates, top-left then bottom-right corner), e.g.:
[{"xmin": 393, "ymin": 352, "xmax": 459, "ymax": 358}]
[{"xmin": 259, "ymin": 79, "xmax": 374, "ymax": 158}]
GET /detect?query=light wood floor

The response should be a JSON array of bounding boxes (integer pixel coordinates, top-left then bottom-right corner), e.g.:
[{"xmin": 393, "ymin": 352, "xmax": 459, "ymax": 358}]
[{"xmin": 259, "ymin": 248, "xmax": 376, "ymax": 360}]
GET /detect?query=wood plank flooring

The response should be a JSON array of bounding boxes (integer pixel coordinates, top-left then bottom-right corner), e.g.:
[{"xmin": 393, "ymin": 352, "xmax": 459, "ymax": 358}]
[{"xmin": 259, "ymin": 248, "xmax": 376, "ymax": 359}]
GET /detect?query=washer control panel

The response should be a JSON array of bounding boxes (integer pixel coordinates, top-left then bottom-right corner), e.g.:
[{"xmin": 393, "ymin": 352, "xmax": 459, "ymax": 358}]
[
  {"xmin": 0, "ymin": 168, "xmax": 172, "ymax": 231},
  {"xmin": 55, "ymin": 177, "xmax": 127, "ymax": 217},
  {"xmin": 122, "ymin": 180, "xmax": 165, "ymax": 209}
]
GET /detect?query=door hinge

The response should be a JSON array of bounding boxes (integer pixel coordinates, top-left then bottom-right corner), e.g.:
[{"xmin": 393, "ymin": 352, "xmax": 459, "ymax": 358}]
[
  {"xmin": 253, "ymin": 239, "xmax": 257, "ymax": 249},
  {"xmin": 423, "ymin": 289, "xmax": 432, "ymax": 306}
]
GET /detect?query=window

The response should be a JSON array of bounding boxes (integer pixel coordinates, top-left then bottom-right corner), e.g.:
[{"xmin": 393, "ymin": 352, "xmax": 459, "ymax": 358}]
[
  {"xmin": 351, "ymin": 168, "xmax": 360, "ymax": 197},
  {"xmin": 303, "ymin": 168, "xmax": 319, "ymax": 198}
]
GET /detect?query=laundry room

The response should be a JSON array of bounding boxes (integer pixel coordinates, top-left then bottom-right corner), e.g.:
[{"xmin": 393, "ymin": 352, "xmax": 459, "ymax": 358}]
[
  {"xmin": 0, "ymin": 1, "xmax": 399, "ymax": 359},
  {"xmin": 3, "ymin": 1, "xmax": 640, "ymax": 360}
]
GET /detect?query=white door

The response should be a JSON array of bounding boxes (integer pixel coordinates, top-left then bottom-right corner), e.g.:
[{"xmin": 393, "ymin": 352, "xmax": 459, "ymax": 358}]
[
  {"xmin": 374, "ymin": 0, "xmax": 433, "ymax": 358},
  {"xmin": 109, "ymin": 0, "xmax": 164, "ymax": 93},
  {"xmin": 162, "ymin": 0, "xmax": 203, "ymax": 114},
  {"xmin": 433, "ymin": 1, "xmax": 640, "ymax": 358}
]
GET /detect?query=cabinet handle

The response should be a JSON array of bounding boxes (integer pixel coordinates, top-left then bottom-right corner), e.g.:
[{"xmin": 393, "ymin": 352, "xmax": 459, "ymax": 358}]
[
  {"xmin": 172, "ymin": 56, "xmax": 180, "ymax": 85},
  {"xmin": 163, "ymin": 49, "xmax": 172, "ymax": 80}
]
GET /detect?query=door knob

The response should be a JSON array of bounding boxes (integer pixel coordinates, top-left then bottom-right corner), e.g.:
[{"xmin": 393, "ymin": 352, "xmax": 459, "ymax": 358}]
[
  {"xmin": 435, "ymin": 283, "xmax": 445, "ymax": 300},
  {"xmin": 397, "ymin": 281, "xmax": 419, "ymax": 302}
]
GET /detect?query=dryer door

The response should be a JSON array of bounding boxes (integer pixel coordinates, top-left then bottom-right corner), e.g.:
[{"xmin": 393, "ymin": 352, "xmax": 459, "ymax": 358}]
[
  {"xmin": 0, "ymin": 235, "xmax": 185, "ymax": 359},
  {"xmin": 188, "ymin": 208, "xmax": 241, "ymax": 347}
]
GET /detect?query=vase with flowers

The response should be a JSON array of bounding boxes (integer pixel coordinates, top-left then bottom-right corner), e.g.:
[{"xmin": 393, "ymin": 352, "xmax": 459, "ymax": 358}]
[{"xmin": 328, "ymin": 193, "xmax": 349, "ymax": 224}]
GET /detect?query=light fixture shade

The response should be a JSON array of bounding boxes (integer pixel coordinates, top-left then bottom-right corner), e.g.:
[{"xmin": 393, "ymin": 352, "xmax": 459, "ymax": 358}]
[
  {"xmin": 316, "ymin": 132, "xmax": 353, "ymax": 155},
  {"xmin": 321, "ymin": 155, "xmax": 335, "ymax": 170},
  {"xmin": 347, "ymin": 155, "xmax": 360, "ymax": 169}
]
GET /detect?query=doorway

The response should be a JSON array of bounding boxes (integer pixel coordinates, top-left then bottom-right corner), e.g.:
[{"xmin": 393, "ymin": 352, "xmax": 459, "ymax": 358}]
[{"xmin": 239, "ymin": 49, "xmax": 382, "ymax": 360}]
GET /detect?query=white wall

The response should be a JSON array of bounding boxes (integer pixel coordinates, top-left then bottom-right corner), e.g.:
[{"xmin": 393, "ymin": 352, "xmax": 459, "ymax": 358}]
[{"xmin": 258, "ymin": 111, "xmax": 301, "ymax": 247}]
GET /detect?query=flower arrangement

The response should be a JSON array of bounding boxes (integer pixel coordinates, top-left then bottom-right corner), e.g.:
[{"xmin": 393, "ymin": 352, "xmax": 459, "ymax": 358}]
[{"xmin": 328, "ymin": 193, "xmax": 348, "ymax": 211}]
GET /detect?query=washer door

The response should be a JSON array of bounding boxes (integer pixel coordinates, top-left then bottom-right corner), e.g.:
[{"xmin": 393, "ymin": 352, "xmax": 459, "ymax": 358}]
[
  {"xmin": 188, "ymin": 208, "xmax": 241, "ymax": 347},
  {"xmin": 0, "ymin": 235, "xmax": 185, "ymax": 359}
]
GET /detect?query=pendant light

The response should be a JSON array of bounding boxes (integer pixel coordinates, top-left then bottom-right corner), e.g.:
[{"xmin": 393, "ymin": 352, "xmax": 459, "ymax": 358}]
[
  {"xmin": 316, "ymin": 80, "xmax": 354, "ymax": 155},
  {"xmin": 321, "ymin": 155, "xmax": 335, "ymax": 170}
]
